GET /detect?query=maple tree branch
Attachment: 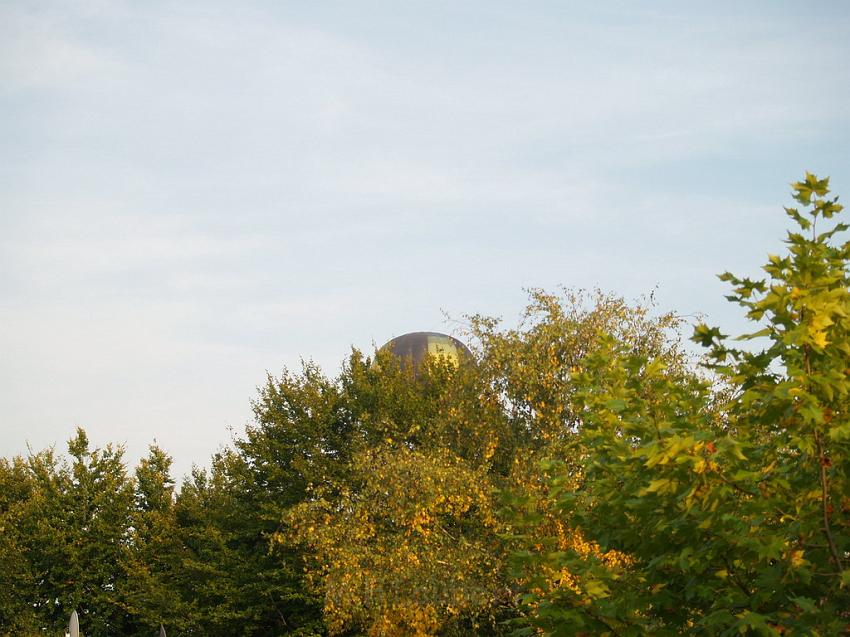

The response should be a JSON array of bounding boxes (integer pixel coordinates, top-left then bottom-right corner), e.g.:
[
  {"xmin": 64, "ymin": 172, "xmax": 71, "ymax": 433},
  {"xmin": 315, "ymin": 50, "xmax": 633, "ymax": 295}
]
[
  {"xmin": 813, "ymin": 429, "xmax": 843, "ymax": 573},
  {"xmin": 802, "ymin": 339, "xmax": 844, "ymax": 574},
  {"xmin": 721, "ymin": 555, "xmax": 752, "ymax": 599}
]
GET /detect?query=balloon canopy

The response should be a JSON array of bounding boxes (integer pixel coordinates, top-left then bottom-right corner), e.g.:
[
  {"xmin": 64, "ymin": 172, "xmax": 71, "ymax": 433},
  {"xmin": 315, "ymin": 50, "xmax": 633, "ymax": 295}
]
[{"xmin": 379, "ymin": 332, "xmax": 472, "ymax": 375}]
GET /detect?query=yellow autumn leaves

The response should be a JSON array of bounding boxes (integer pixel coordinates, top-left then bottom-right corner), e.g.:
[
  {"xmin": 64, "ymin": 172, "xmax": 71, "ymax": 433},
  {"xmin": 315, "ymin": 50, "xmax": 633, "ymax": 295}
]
[{"xmin": 282, "ymin": 445, "xmax": 504, "ymax": 636}]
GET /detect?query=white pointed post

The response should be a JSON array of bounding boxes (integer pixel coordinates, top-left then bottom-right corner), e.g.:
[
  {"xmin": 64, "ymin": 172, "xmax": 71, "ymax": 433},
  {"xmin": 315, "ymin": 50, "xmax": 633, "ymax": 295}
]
[
  {"xmin": 69, "ymin": 610, "xmax": 80, "ymax": 637},
  {"xmin": 159, "ymin": 624, "xmax": 167, "ymax": 637}
]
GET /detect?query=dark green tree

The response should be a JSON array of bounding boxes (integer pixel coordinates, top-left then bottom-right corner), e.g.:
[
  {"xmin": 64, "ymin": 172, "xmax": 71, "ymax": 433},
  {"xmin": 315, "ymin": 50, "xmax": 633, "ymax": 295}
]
[
  {"xmin": 0, "ymin": 456, "xmax": 38, "ymax": 635},
  {"xmin": 119, "ymin": 445, "xmax": 193, "ymax": 634},
  {"xmin": 172, "ymin": 446, "xmax": 325, "ymax": 636},
  {"xmin": 10, "ymin": 429, "xmax": 136, "ymax": 636}
]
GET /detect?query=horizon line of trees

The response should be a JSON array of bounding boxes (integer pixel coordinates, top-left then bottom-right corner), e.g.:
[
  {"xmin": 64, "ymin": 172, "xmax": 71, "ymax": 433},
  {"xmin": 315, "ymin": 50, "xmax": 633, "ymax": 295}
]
[{"xmin": 1, "ymin": 173, "xmax": 848, "ymax": 636}]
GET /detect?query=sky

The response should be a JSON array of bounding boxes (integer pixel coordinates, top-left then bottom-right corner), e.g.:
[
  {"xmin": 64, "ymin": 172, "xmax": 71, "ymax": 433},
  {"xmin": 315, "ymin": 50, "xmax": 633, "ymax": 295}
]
[{"xmin": 2, "ymin": 1, "xmax": 849, "ymax": 480}]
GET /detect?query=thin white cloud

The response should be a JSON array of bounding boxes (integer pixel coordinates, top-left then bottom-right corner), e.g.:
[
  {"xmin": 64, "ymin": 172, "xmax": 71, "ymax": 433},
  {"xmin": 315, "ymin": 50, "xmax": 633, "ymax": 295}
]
[
  {"xmin": 1, "ymin": 1, "xmax": 849, "ymax": 478},
  {"xmin": 0, "ymin": 4, "xmax": 124, "ymax": 92}
]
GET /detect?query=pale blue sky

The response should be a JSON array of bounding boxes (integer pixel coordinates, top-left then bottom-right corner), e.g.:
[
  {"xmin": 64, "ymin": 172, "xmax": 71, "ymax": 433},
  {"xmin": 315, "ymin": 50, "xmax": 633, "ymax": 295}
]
[{"xmin": 2, "ymin": 1, "xmax": 849, "ymax": 479}]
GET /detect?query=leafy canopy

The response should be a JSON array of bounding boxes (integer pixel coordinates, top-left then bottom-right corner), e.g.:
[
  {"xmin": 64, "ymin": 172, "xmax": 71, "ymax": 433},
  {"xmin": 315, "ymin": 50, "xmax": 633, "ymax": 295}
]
[{"xmin": 511, "ymin": 174, "xmax": 850, "ymax": 636}]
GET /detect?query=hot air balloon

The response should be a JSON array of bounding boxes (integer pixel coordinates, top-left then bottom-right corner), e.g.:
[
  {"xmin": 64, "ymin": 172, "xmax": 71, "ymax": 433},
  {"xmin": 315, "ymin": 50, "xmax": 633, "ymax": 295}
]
[{"xmin": 379, "ymin": 331, "xmax": 472, "ymax": 377}]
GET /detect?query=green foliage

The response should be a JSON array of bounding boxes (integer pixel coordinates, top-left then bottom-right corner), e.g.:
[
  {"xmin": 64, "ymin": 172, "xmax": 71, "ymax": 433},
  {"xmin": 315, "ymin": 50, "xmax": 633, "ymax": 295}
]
[
  {"xmin": 0, "ymin": 456, "xmax": 38, "ymax": 635},
  {"xmin": 0, "ymin": 431, "xmax": 323, "ymax": 636},
  {"xmin": 172, "ymin": 449, "xmax": 324, "ymax": 636},
  {"xmin": 510, "ymin": 174, "xmax": 850, "ymax": 635},
  {"xmin": 0, "ymin": 429, "xmax": 136, "ymax": 636},
  {"xmin": 118, "ymin": 446, "xmax": 192, "ymax": 634}
]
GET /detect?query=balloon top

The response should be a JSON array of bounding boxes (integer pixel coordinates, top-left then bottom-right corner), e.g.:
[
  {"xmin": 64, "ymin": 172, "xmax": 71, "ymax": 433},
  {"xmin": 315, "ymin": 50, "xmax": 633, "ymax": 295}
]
[{"xmin": 380, "ymin": 331, "xmax": 472, "ymax": 375}]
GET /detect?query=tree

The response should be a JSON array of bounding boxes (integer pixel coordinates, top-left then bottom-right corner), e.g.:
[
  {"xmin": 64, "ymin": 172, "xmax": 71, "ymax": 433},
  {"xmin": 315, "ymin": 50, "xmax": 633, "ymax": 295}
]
[
  {"xmin": 511, "ymin": 174, "xmax": 850, "ymax": 635},
  {"xmin": 0, "ymin": 456, "xmax": 38, "ymax": 635},
  {"xmin": 277, "ymin": 350, "xmax": 514, "ymax": 636},
  {"xmin": 5, "ymin": 430, "xmax": 137, "ymax": 636},
  {"xmin": 172, "ymin": 448, "xmax": 325, "ymax": 635},
  {"xmin": 119, "ymin": 445, "xmax": 194, "ymax": 634},
  {"xmin": 287, "ymin": 444, "xmax": 505, "ymax": 636},
  {"xmin": 266, "ymin": 291, "xmax": 688, "ymax": 635}
]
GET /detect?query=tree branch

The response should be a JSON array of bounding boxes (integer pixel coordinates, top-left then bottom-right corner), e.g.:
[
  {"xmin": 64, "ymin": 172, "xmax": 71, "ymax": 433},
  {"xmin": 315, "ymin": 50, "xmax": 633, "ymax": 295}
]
[{"xmin": 813, "ymin": 429, "xmax": 843, "ymax": 573}]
